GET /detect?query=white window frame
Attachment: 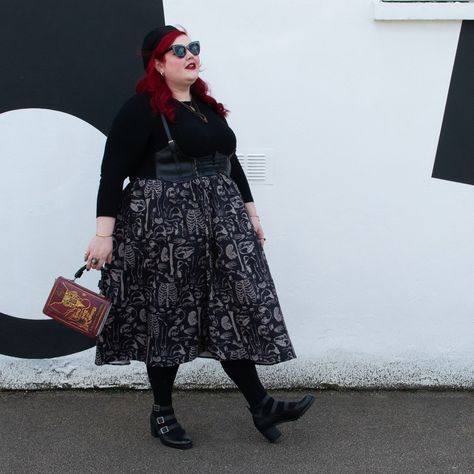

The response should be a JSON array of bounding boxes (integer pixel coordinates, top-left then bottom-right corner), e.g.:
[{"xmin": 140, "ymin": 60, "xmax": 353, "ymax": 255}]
[{"xmin": 374, "ymin": 0, "xmax": 474, "ymax": 20}]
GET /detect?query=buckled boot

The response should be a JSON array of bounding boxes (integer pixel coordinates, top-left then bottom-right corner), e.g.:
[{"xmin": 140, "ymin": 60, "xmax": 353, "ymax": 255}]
[
  {"xmin": 149, "ymin": 404, "xmax": 193, "ymax": 449},
  {"xmin": 247, "ymin": 393, "xmax": 315, "ymax": 442}
]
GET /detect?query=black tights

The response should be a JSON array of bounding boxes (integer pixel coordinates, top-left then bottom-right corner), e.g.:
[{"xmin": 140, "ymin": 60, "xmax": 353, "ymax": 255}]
[{"xmin": 146, "ymin": 359, "xmax": 268, "ymax": 408}]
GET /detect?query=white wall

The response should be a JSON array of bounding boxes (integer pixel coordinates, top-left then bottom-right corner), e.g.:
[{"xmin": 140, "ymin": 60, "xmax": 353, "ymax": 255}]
[
  {"xmin": 162, "ymin": 0, "xmax": 473, "ymax": 387},
  {"xmin": 1, "ymin": 0, "xmax": 472, "ymax": 389}
]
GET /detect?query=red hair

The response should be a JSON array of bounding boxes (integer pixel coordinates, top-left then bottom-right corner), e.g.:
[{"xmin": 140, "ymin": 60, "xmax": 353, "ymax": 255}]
[{"xmin": 136, "ymin": 28, "xmax": 229, "ymax": 122}]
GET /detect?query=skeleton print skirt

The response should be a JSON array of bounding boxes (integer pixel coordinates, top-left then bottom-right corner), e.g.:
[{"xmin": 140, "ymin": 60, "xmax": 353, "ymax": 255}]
[{"xmin": 95, "ymin": 172, "xmax": 297, "ymax": 367}]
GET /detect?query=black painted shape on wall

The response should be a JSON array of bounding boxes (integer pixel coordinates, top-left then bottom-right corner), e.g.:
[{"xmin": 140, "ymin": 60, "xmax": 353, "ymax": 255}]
[
  {"xmin": 0, "ymin": 0, "xmax": 164, "ymax": 359},
  {"xmin": 433, "ymin": 21, "xmax": 474, "ymax": 185},
  {"xmin": 0, "ymin": 0, "xmax": 165, "ymax": 134},
  {"xmin": 0, "ymin": 313, "xmax": 95, "ymax": 359}
]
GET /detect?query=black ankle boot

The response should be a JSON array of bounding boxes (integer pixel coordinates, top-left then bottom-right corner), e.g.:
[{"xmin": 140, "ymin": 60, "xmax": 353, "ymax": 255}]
[
  {"xmin": 247, "ymin": 393, "xmax": 316, "ymax": 442},
  {"xmin": 149, "ymin": 404, "xmax": 193, "ymax": 450}
]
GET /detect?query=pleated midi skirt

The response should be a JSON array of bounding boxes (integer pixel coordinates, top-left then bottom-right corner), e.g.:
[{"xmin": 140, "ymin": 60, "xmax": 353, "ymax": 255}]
[{"xmin": 95, "ymin": 171, "xmax": 297, "ymax": 367}]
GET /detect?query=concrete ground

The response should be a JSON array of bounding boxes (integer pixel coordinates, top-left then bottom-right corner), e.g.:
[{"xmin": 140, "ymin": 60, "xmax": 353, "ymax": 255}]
[{"xmin": 0, "ymin": 389, "xmax": 473, "ymax": 474}]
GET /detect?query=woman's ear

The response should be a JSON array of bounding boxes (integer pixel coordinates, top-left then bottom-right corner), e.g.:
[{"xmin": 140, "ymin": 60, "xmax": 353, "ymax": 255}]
[{"xmin": 154, "ymin": 58, "xmax": 164, "ymax": 76}]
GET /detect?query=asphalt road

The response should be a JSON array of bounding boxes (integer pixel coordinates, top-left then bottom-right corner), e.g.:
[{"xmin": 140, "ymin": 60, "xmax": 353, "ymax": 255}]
[{"xmin": 1, "ymin": 389, "xmax": 473, "ymax": 473}]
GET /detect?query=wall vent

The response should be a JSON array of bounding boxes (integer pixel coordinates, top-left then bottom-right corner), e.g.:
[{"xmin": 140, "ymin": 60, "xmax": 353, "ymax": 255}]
[{"xmin": 235, "ymin": 149, "xmax": 274, "ymax": 184}]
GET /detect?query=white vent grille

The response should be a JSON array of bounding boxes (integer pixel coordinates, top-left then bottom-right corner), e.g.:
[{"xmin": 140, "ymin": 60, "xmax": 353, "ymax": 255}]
[{"xmin": 235, "ymin": 149, "xmax": 274, "ymax": 184}]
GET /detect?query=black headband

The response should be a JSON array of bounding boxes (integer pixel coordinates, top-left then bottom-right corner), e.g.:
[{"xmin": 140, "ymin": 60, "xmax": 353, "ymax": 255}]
[{"xmin": 141, "ymin": 25, "xmax": 180, "ymax": 70}]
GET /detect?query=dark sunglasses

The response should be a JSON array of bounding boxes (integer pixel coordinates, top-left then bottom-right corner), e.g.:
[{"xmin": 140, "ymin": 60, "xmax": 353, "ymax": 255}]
[{"xmin": 164, "ymin": 41, "xmax": 200, "ymax": 59}]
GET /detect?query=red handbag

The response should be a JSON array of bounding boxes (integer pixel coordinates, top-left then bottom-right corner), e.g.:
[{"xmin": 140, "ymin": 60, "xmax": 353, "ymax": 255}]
[{"xmin": 43, "ymin": 265, "xmax": 112, "ymax": 338}]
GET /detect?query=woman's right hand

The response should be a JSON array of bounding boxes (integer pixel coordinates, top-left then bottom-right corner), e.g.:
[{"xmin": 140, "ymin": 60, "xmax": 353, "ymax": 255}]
[{"xmin": 84, "ymin": 236, "xmax": 113, "ymax": 271}]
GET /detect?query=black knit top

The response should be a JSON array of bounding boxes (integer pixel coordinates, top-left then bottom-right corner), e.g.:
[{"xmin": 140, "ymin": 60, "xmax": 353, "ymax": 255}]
[{"xmin": 96, "ymin": 92, "xmax": 253, "ymax": 217}]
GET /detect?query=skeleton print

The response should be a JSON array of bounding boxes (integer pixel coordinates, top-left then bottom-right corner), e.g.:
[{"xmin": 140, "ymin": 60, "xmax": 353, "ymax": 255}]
[{"xmin": 95, "ymin": 171, "xmax": 297, "ymax": 367}]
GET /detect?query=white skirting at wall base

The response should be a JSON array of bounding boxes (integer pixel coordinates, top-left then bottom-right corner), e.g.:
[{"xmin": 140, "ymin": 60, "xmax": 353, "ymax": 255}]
[{"xmin": 1, "ymin": 351, "xmax": 472, "ymax": 390}]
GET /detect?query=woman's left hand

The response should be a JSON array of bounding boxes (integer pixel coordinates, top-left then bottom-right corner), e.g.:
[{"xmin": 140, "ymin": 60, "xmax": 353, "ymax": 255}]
[{"xmin": 249, "ymin": 215, "xmax": 266, "ymax": 248}]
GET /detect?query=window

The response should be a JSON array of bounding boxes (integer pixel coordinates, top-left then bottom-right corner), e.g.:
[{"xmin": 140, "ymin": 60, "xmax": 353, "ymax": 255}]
[{"xmin": 374, "ymin": 0, "xmax": 474, "ymax": 20}]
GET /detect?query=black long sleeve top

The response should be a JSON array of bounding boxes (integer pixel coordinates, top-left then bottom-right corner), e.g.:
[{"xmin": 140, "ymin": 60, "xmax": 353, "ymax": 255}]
[{"xmin": 96, "ymin": 92, "xmax": 253, "ymax": 218}]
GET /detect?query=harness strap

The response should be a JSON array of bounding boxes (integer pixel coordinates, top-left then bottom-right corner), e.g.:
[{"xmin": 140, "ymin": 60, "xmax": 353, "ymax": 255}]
[{"xmin": 160, "ymin": 113, "xmax": 182, "ymax": 173}]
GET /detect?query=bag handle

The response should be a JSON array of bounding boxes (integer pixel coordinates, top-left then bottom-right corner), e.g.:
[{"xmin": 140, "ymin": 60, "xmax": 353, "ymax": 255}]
[
  {"xmin": 73, "ymin": 264, "xmax": 106, "ymax": 292},
  {"xmin": 74, "ymin": 265, "xmax": 87, "ymax": 280}
]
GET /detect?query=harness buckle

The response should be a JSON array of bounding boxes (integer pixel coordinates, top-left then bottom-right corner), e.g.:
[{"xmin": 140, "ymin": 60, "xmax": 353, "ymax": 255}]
[{"xmin": 193, "ymin": 158, "xmax": 199, "ymax": 176}]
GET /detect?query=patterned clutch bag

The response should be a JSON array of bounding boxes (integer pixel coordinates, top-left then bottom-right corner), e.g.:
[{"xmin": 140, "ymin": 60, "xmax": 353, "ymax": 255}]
[{"xmin": 43, "ymin": 265, "xmax": 112, "ymax": 338}]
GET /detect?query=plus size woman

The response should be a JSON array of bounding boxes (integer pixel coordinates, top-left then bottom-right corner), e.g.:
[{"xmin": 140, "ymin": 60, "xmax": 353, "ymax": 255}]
[{"xmin": 84, "ymin": 25, "xmax": 315, "ymax": 450}]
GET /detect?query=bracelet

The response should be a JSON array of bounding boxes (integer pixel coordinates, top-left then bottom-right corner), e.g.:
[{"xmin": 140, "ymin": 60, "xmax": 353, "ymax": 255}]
[
  {"xmin": 96, "ymin": 233, "xmax": 113, "ymax": 238},
  {"xmin": 249, "ymin": 215, "xmax": 260, "ymax": 219}
]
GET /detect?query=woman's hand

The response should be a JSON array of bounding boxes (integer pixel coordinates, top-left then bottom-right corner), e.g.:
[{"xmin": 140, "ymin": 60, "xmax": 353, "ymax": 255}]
[
  {"xmin": 84, "ymin": 236, "xmax": 113, "ymax": 271},
  {"xmin": 244, "ymin": 203, "xmax": 266, "ymax": 248},
  {"xmin": 249, "ymin": 215, "xmax": 266, "ymax": 248}
]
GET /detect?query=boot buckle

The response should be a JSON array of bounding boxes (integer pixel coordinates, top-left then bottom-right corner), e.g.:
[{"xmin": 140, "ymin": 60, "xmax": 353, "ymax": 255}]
[
  {"xmin": 156, "ymin": 416, "xmax": 165, "ymax": 424},
  {"xmin": 159, "ymin": 425, "xmax": 169, "ymax": 434}
]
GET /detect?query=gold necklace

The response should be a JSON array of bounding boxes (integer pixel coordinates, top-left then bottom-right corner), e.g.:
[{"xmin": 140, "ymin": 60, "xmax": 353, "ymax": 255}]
[{"xmin": 180, "ymin": 97, "xmax": 208, "ymax": 123}]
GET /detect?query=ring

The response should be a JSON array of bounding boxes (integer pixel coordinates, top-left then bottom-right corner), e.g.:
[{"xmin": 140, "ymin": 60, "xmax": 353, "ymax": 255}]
[{"xmin": 91, "ymin": 257, "xmax": 99, "ymax": 264}]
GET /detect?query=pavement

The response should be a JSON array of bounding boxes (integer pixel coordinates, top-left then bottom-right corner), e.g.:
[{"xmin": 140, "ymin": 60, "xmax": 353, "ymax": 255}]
[{"xmin": 0, "ymin": 389, "xmax": 473, "ymax": 474}]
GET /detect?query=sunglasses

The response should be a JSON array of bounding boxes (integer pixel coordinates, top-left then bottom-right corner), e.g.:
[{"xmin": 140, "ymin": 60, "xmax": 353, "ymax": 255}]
[{"xmin": 164, "ymin": 41, "xmax": 200, "ymax": 59}]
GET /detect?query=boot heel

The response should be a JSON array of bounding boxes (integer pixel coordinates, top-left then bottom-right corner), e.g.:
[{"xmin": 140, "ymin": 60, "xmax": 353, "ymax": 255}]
[
  {"xmin": 259, "ymin": 424, "xmax": 281, "ymax": 442},
  {"xmin": 150, "ymin": 415, "xmax": 159, "ymax": 437}
]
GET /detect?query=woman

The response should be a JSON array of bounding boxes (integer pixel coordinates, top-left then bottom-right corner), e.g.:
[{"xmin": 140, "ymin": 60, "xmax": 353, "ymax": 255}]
[{"xmin": 84, "ymin": 25, "xmax": 315, "ymax": 450}]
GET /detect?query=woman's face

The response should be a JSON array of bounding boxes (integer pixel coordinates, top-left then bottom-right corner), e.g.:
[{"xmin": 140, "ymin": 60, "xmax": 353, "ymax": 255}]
[{"xmin": 155, "ymin": 34, "xmax": 200, "ymax": 88}]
